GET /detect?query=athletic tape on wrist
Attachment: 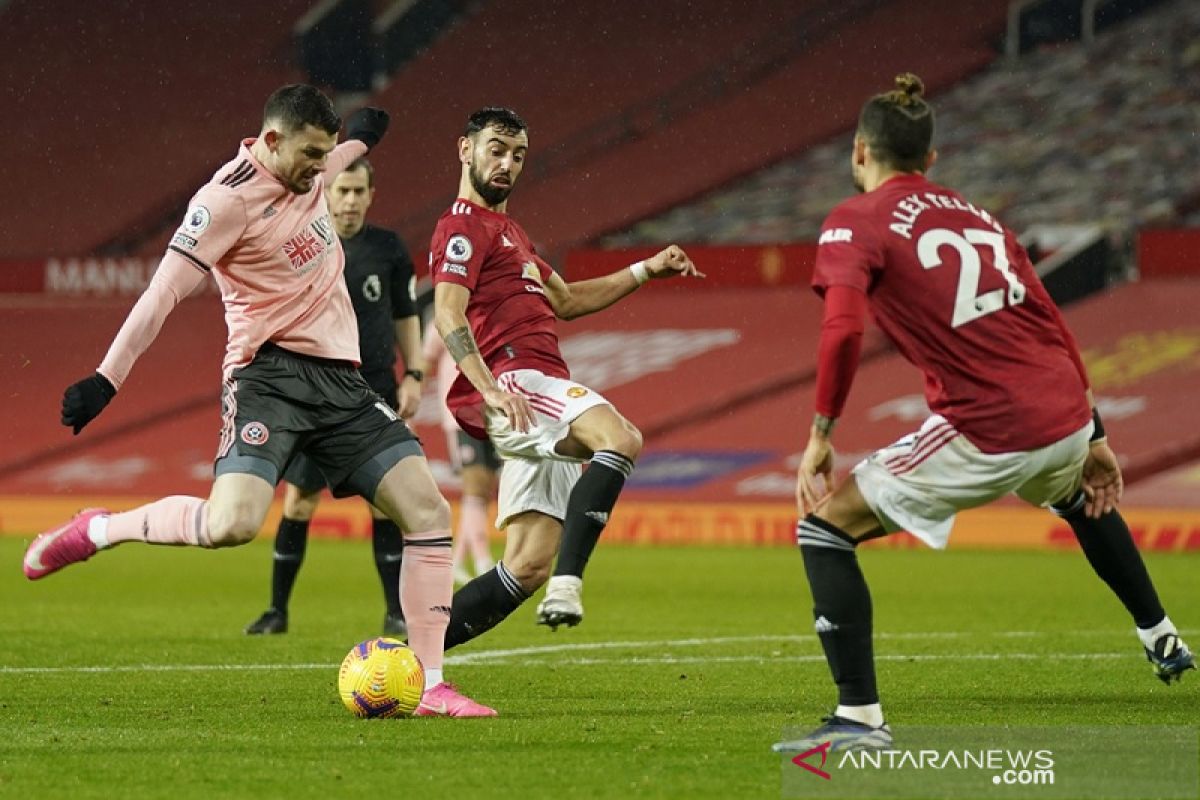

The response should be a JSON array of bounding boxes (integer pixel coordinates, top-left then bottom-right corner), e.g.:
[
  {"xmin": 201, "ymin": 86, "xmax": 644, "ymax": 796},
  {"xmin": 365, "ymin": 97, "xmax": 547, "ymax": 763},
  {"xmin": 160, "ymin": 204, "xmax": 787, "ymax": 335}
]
[{"xmin": 629, "ymin": 261, "xmax": 650, "ymax": 286}]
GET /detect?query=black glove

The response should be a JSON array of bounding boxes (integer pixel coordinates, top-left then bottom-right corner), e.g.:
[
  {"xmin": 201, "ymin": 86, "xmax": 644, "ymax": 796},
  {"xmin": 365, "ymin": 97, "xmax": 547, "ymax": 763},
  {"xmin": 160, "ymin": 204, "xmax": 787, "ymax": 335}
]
[
  {"xmin": 344, "ymin": 107, "xmax": 390, "ymax": 150},
  {"xmin": 62, "ymin": 372, "xmax": 116, "ymax": 435}
]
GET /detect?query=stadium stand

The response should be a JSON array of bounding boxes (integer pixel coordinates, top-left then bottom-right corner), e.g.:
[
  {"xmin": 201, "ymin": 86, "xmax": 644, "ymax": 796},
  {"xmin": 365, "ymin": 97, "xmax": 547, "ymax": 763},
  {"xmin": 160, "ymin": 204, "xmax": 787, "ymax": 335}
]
[
  {"xmin": 2, "ymin": 0, "xmax": 311, "ymax": 259},
  {"xmin": 360, "ymin": 0, "xmax": 1009, "ymax": 259},
  {"xmin": 602, "ymin": 0, "xmax": 1200, "ymax": 248}
]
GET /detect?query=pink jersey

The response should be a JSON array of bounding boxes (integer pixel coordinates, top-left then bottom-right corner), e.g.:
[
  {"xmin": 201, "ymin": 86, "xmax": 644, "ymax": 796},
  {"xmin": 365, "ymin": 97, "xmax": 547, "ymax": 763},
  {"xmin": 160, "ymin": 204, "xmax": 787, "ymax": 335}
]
[
  {"xmin": 813, "ymin": 173, "xmax": 1090, "ymax": 453},
  {"xmin": 429, "ymin": 199, "xmax": 567, "ymax": 437},
  {"xmin": 168, "ymin": 138, "xmax": 369, "ymax": 375}
]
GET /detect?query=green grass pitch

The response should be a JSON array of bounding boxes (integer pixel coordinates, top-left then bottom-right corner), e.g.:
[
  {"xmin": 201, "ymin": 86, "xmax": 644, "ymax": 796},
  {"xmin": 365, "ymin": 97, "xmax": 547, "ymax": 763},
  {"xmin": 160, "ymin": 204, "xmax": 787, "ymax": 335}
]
[{"xmin": 1, "ymin": 536, "xmax": 1195, "ymax": 798}]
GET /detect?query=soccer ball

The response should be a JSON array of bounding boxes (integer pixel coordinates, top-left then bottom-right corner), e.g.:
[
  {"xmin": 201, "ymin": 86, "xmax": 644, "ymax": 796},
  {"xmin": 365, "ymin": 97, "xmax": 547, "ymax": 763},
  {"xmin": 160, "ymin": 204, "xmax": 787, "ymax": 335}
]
[{"xmin": 337, "ymin": 637, "xmax": 425, "ymax": 718}]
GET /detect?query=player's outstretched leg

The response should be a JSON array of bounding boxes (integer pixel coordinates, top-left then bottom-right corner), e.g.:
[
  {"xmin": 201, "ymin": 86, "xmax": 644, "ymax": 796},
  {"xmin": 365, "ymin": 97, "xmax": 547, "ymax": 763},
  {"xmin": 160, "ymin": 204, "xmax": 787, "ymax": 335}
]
[
  {"xmin": 24, "ymin": 496, "xmax": 216, "ymax": 580},
  {"xmin": 1053, "ymin": 492, "xmax": 1194, "ymax": 683},
  {"xmin": 245, "ymin": 516, "xmax": 309, "ymax": 635},
  {"xmin": 774, "ymin": 515, "xmax": 892, "ymax": 753}
]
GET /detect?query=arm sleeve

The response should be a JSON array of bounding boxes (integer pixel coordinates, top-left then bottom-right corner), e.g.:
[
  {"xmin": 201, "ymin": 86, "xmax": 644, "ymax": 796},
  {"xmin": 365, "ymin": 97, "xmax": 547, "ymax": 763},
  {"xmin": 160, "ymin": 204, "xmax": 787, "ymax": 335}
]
[
  {"xmin": 169, "ymin": 185, "xmax": 247, "ymax": 271},
  {"xmin": 390, "ymin": 235, "xmax": 418, "ymax": 319},
  {"xmin": 811, "ymin": 204, "xmax": 883, "ymax": 297},
  {"xmin": 97, "ymin": 252, "xmax": 211, "ymax": 389},
  {"xmin": 429, "ymin": 214, "xmax": 488, "ymax": 292},
  {"xmin": 813, "ymin": 284, "xmax": 869, "ymax": 420},
  {"xmin": 326, "ymin": 140, "xmax": 369, "ymax": 179}
]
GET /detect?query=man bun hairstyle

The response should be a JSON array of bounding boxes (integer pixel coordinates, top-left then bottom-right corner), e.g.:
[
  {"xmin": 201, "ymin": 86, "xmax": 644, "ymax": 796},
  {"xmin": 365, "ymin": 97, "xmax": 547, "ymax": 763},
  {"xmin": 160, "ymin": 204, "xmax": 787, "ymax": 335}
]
[
  {"xmin": 464, "ymin": 107, "xmax": 528, "ymax": 139},
  {"xmin": 263, "ymin": 84, "xmax": 341, "ymax": 135},
  {"xmin": 857, "ymin": 72, "xmax": 934, "ymax": 172}
]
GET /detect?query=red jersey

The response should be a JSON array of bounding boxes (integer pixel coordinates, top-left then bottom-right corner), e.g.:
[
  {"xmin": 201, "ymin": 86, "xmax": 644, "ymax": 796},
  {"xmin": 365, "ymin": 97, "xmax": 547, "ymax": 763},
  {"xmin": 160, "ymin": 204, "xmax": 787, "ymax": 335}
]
[
  {"xmin": 813, "ymin": 174, "xmax": 1090, "ymax": 453},
  {"xmin": 429, "ymin": 199, "xmax": 567, "ymax": 437}
]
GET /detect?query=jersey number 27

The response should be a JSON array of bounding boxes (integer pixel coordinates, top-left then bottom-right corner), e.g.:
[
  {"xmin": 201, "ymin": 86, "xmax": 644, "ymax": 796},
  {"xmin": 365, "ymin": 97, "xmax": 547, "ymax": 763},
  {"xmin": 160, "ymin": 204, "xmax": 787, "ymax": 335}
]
[{"xmin": 917, "ymin": 228, "xmax": 1027, "ymax": 328}]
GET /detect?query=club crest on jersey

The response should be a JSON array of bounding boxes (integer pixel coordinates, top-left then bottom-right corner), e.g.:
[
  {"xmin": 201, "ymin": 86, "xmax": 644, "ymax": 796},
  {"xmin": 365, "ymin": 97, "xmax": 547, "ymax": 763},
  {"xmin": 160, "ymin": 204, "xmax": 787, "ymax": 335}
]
[
  {"xmin": 447, "ymin": 235, "xmax": 473, "ymax": 262},
  {"xmin": 240, "ymin": 421, "xmax": 270, "ymax": 446},
  {"xmin": 282, "ymin": 219, "xmax": 331, "ymax": 274},
  {"xmin": 566, "ymin": 386, "xmax": 588, "ymax": 398},
  {"xmin": 183, "ymin": 205, "xmax": 211, "ymax": 234},
  {"xmin": 363, "ymin": 274, "xmax": 382, "ymax": 302}
]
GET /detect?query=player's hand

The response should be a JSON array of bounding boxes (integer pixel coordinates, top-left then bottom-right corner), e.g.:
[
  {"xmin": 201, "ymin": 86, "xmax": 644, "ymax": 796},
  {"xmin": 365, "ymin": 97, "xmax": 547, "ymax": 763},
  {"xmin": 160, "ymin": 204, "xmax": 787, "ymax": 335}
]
[
  {"xmin": 645, "ymin": 245, "xmax": 705, "ymax": 280},
  {"xmin": 482, "ymin": 387, "xmax": 535, "ymax": 433},
  {"xmin": 61, "ymin": 372, "xmax": 116, "ymax": 435},
  {"xmin": 1081, "ymin": 440, "xmax": 1123, "ymax": 518},
  {"xmin": 345, "ymin": 107, "xmax": 390, "ymax": 150},
  {"xmin": 397, "ymin": 378, "xmax": 421, "ymax": 420},
  {"xmin": 796, "ymin": 432, "xmax": 835, "ymax": 516}
]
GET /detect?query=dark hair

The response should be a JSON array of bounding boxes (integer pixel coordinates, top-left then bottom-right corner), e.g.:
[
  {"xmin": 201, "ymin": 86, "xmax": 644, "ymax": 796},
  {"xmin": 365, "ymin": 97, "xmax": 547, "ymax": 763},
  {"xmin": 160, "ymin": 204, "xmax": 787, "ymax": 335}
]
[
  {"xmin": 262, "ymin": 84, "xmax": 341, "ymax": 135},
  {"xmin": 464, "ymin": 107, "xmax": 528, "ymax": 139},
  {"xmin": 344, "ymin": 156, "xmax": 375, "ymax": 187},
  {"xmin": 857, "ymin": 73, "xmax": 934, "ymax": 172}
]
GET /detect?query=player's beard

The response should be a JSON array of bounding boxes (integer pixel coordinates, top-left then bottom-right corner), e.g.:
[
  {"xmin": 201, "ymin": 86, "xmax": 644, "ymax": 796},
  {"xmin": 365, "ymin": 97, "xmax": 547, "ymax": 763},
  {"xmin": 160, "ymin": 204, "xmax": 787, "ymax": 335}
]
[{"xmin": 470, "ymin": 164, "xmax": 512, "ymax": 207}]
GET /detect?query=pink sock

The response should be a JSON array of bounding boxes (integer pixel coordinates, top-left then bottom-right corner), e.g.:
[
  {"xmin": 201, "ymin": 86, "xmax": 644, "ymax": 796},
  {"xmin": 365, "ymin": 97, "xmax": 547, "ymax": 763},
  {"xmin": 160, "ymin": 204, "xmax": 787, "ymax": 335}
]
[
  {"xmin": 104, "ymin": 496, "xmax": 212, "ymax": 547},
  {"xmin": 461, "ymin": 496, "xmax": 493, "ymax": 571},
  {"xmin": 400, "ymin": 530, "xmax": 453, "ymax": 672}
]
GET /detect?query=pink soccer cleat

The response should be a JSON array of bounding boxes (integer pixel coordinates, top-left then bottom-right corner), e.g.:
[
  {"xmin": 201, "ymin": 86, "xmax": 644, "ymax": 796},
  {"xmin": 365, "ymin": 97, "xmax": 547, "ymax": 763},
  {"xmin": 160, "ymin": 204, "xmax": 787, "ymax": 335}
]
[
  {"xmin": 23, "ymin": 508, "xmax": 109, "ymax": 580},
  {"xmin": 413, "ymin": 682, "xmax": 498, "ymax": 718}
]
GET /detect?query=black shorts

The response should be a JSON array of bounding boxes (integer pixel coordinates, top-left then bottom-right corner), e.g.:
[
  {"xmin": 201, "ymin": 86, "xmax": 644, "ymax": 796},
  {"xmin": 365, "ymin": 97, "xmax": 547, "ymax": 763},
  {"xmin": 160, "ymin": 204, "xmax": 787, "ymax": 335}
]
[
  {"xmin": 280, "ymin": 370, "xmax": 401, "ymax": 493},
  {"xmin": 456, "ymin": 429, "xmax": 501, "ymax": 472},
  {"xmin": 214, "ymin": 343, "xmax": 420, "ymax": 499}
]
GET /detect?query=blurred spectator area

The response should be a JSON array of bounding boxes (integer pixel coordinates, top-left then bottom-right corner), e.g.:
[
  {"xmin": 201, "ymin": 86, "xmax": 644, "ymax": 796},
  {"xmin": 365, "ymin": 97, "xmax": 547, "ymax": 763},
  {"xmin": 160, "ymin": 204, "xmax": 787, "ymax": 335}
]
[
  {"xmin": 2, "ymin": 0, "xmax": 1010, "ymax": 261},
  {"xmin": 602, "ymin": 0, "xmax": 1200, "ymax": 249}
]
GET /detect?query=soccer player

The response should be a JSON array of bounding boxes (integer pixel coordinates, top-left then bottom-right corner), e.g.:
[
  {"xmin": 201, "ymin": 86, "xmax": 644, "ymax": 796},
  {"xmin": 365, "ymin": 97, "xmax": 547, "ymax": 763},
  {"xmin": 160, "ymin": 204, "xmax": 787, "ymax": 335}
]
[
  {"xmin": 430, "ymin": 107, "xmax": 703, "ymax": 647},
  {"xmin": 422, "ymin": 320, "xmax": 498, "ymax": 586},
  {"xmin": 774, "ymin": 74, "xmax": 1193, "ymax": 753},
  {"xmin": 244, "ymin": 157, "xmax": 424, "ymax": 638},
  {"xmin": 24, "ymin": 85, "xmax": 494, "ymax": 717}
]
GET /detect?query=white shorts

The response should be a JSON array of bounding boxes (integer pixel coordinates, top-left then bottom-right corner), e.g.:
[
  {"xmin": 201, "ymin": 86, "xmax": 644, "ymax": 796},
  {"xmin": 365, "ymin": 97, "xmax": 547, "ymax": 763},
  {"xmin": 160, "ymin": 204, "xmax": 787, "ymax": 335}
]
[
  {"xmin": 486, "ymin": 369, "xmax": 611, "ymax": 528},
  {"xmin": 852, "ymin": 415, "xmax": 1092, "ymax": 549}
]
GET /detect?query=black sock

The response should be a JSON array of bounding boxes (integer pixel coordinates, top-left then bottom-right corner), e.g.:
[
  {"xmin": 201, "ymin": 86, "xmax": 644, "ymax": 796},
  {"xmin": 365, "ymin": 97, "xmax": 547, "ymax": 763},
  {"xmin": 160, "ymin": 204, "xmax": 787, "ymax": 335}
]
[
  {"xmin": 372, "ymin": 517, "xmax": 404, "ymax": 618},
  {"xmin": 554, "ymin": 450, "xmax": 633, "ymax": 578},
  {"xmin": 271, "ymin": 517, "xmax": 310, "ymax": 613},
  {"xmin": 797, "ymin": 515, "xmax": 878, "ymax": 707},
  {"xmin": 444, "ymin": 562, "xmax": 529, "ymax": 650},
  {"xmin": 1053, "ymin": 492, "xmax": 1165, "ymax": 628}
]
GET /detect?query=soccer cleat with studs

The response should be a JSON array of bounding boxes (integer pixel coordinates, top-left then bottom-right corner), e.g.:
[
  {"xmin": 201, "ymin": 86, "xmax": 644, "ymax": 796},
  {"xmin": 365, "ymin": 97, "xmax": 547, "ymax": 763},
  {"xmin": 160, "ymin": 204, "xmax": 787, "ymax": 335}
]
[
  {"xmin": 413, "ymin": 682, "xmax": 497, "ymax": 717},
  {"xmin": 536, "ymin": 579, "xmax": 584, "ymax": 631},
  {"xmin": 23, "ymin": 508, "xmax": 108, "ymax": 580},
  {"xmin": 772, "ymin": 714, "xmax": 893, "ymax": 754},
  {"xmin": 1145, "ymin": 633, "xmax": 1195, "ymax": 684}
]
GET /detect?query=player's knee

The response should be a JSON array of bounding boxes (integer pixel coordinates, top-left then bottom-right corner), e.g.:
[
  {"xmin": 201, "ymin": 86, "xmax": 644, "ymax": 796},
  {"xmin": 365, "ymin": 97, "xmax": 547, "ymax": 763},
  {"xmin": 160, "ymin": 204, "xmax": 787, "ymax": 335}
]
[
  {"xmin": 608, "ymin": 421, "xmax": 643, "ymax": 461},
  {"xmin": 405, "ymin": 494, "xmax": 452, "ymax": 533},
  {"xmin": 206, "ymin": 505, "xmax": 263, "ymax": 547},
  {"xmin": 506, "ymin": 553, "xmax": 552, "ymax": 593}
]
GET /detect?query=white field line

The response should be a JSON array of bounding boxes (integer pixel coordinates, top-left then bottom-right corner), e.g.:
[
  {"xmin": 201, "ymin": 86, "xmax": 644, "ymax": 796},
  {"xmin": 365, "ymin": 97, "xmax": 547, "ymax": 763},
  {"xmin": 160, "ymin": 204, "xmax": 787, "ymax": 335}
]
[{"xmin": 0, "ymin": 630, "xmax": 1138, "ymax": 675}]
